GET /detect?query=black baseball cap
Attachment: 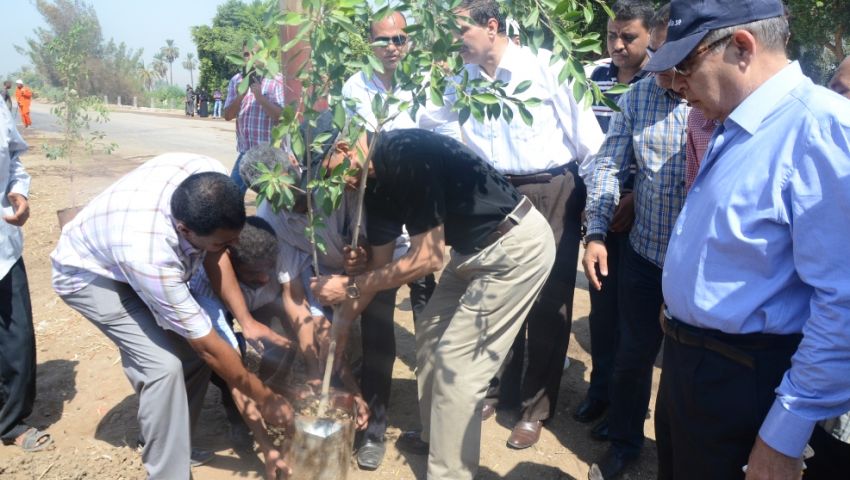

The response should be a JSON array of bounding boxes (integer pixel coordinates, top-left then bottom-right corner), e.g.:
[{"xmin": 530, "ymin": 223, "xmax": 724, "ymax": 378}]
[{"xmin": 644, "ymin": 0, "xmax": 785, "ymax": 72}]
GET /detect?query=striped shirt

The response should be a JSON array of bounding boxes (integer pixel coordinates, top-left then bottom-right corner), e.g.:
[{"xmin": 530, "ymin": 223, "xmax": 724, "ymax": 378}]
[
  {"xmin": 585, "ymin": 77, "xmax": 690, "ymax": 267},
  {"xmin": 225, "ymin": 73, "xmax": 285, "ymax": 153},
  {"xmin": 50, "ymin": 154, "xmax": 228, "ymax": 339}
]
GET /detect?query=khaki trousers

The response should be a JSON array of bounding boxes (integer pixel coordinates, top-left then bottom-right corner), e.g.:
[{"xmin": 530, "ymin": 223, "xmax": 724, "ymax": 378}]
[{"xmin": 416, "ymin": 206, "xmax": 556, "ymax": 480}]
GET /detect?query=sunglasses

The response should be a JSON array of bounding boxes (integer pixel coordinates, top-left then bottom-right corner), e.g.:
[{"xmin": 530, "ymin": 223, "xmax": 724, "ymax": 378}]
[
  {"xmin": 373, "ymin": 35, "xmax": 408, "ymax": 47},
  {"xmin": 673, "ymin": 34, "xmax": 733, "ymax": 77}
]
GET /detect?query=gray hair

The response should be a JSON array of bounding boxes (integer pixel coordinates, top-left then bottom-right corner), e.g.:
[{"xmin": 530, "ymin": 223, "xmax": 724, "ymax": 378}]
[
  {"xmin": 701, "ymin": 15, "xmax": 789, "ymax": 55},
  {"xmin": 239, "ymin": 144, "xmax": 301, "ymax": 194}
]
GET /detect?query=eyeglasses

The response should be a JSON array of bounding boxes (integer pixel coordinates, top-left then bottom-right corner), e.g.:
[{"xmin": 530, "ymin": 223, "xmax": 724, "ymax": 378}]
[
  {"xmin": 673, "ymin": 34, "xmax": 733, "ymax": 77},
  {"xmin": 373, "ymin": 35, "xmax": 408, "ymax": 47}
]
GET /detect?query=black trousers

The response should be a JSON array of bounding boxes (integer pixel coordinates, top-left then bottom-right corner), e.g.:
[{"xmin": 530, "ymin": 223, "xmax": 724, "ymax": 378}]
[
  {"xmin": 586, "ymin": 231, "xmax": 627, "ymax": 404},
  {"xmin": 655, "ymin": 324, "xmax": 801, "ymax": 479},
  {"xmin": 607, "ymin": 242, "xmax": 665, "ymax": 455},
  {"xmin": 359, "ymin": 274, "xmax": 434, "ymax": 443},
  {"xmin": 0, "ymin": 258, "xmax": 36, "ymax": 443},
  {"xmin": 486, "ymin": 163, "xmax": 585, "ymax": 422}
]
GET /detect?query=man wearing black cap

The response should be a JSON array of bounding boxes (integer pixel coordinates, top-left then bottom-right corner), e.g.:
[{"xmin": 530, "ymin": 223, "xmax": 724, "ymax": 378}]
[
  {"xmin": 645, "ymin": 1, "xmax": 850, "ymax": 479},
  {"xmin": 309, "ymin": 123, "xmax": 556, "ymax": 480}
]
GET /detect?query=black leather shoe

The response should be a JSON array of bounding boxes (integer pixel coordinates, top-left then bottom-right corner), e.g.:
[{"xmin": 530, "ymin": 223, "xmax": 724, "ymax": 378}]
[
  {"xmin": 356, "ymin": 439, "xmax": 386, "ymax": 470},
  {"xmin": 590, "ymin": 417, "xmax": 609, "ymax": 441},
  {"xmin": 588, "ymin": 447, "xmax": 637, "ymax": 480},
  {"xmin": 573, "ymin": 396, "xmax": 608, "ymax": 423},
  {"xmin": 395, "ymin": 430, "xmax": 429, "ymax": 456}
]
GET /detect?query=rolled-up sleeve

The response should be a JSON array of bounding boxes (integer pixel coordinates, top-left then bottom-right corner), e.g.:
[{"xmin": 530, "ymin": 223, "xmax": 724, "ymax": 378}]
[{"xmin": 759, "ymin": 117, "xmax": 850, "ymax": 457}]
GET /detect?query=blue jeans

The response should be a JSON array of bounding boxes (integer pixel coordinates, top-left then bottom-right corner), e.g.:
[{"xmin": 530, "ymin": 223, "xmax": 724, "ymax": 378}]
[
  {"xmin": 213, "ymin": 100, "xmax": 222, "ymax": 117},
  {"xmin": 230, "ymin": 152, "xmax": 247, "ymax": 196}
]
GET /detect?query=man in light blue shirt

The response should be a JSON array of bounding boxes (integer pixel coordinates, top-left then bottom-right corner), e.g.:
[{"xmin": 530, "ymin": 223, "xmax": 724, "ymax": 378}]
[{"xmin": 645, "ymin": 0, "xmax": 850, "ymax": 479}]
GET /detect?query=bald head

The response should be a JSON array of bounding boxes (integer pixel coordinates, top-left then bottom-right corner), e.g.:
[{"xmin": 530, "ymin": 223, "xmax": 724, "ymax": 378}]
[
  {"xmin": 829, "ymin": 56, "xmax": 850, "ymax": 99},
  {"xmin": 370, "ymin": 11, "xmax": 407, "ymax": 38}
]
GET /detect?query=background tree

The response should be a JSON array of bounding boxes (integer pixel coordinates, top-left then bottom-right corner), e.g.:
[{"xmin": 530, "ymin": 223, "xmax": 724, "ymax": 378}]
[
  {"xmin": 160, "ymin": 39, "xmax": 180, "ymax": 85},
  {"xmin": 138, "ymin": 61, "xmax": 157, "ymax": 92},
  {"xmin": 182, "ymin": 52, "xmax": 198, "ymax": 87},
  {"xmin": 17, "ymin": 0, "xmax": 144, "ymax": 101},
  {"xmin": 191, "ymin": 0, "xmax": 277, "ymax": 94},
  {"xmin": 151, "ymin": 52, "xmax": 168, "ymax": 82},
  {"xmin": 786, "ymin": 0, "xmax": 850, "ymax": 84}
]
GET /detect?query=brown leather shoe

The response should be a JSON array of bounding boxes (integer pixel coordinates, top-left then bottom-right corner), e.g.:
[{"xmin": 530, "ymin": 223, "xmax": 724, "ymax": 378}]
[
  {"xmin": 506, "ymin": 420, "xmax": 543, "ymax": 449},
  {"xmin": 481, "ymin": 403, "xmax": 496, "ymax": 422}
]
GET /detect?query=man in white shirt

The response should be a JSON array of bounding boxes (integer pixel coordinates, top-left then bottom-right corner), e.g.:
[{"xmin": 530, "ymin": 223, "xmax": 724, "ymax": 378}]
[
  {"xmin": 51, "ymin": 155, "xmax": 294, "ymax": 480},
  {"xmin": 416, "ymin": 0, "xmax": 604, "ymax": 451},
  {"xmin": 0, "ymin": 95, "xmax": 51, "ymax": 453}
]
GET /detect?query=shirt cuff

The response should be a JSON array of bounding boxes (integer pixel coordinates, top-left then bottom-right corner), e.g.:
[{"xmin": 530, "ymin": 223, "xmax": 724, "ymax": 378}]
[
  {"xmin": 9, "ymin": 183, "xmax": 28, "ymax": 197},
  {"xmin": 758, "ymin": 399, "xmax": 816, "ymax": 458},
  {"xmin": 585, "ymin": 215, "xmax": 609, "ymax": 237}
]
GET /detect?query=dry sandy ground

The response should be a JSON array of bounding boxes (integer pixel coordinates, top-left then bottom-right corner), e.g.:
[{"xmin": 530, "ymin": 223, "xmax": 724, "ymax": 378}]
[{"xmin": 0, "ymin": 108, "xmax": 661, "ymax": 480}]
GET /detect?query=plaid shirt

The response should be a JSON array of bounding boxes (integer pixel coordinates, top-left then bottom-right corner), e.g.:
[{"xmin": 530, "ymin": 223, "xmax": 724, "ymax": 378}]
[
  {"xmin": 51, "ymin": 154, "xmax": 228, "ymax": 339},
  {"xmin": 585, "ymin": 77, "xmax": 690, "ymax": 267},
  {"xmin": 225, "ymin": 73, "xmax": 285, "ymax": 153},
  {"xmin": 685, "ymin": 107, "xmax": 717, "ymax": 191}
]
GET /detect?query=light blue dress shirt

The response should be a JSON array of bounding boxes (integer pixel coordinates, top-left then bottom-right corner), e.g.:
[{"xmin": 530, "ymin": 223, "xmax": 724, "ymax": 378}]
[
  {"xmin": 662, "ymin": 62, "xmax": 850, "ymax": 458},
  {"xmin": 0, "ymin": 102, "xmax": 30, "ymax": 280}
]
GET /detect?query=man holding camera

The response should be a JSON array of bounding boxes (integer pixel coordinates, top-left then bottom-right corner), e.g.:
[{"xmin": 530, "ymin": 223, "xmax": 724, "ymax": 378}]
[{"xmin": 224, "ymin": 42, "xmax": 285, "ymax": 195}]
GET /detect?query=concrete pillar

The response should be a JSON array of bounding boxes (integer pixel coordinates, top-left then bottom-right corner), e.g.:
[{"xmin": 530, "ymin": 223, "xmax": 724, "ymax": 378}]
[
  {"xmin": 117, "ymin": 96, "xmax": 122, "ymax": 106},
  {"xmin": 133, "ymin": 97, "xmax": 137, "ymax": 108},
  {"xmin": 103, "ymin": 95, "xmax": 108, "ymax": 104}
]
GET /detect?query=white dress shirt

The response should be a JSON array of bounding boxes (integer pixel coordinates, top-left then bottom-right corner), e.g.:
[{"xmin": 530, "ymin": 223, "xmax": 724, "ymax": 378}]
[
  {"xmin": 51, "ymin": 153, "xmax": 228, "ymax": 339},
  {"xmin": 419, "ymin": 41, "xmax": 604, "ymax": 175},
  {"xmin": 341, "ymin": 70, "xmax": 462, "ymax": 141},
  {"xmin": 0, "ymin": 104, "xmax": 30, "ymax": 280}
]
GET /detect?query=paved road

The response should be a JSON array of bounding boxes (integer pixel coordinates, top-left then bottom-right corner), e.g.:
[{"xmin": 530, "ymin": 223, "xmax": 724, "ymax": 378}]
[{"xmin": 28, "ymin": 102, "xmax": 238, "ymax": 168}]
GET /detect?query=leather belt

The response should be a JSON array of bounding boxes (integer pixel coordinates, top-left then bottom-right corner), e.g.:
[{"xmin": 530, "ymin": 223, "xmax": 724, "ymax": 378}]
[
  {"xmin": 504, "ymin": 164, "xmax": 569, "ymax": 187},
  {"xmin": 661, "ymin": 314, "xmax": 756, "ymax": 369},
  {"xmin": 474, "ymin": 196, "xmax": 534, "ymax": 252}
]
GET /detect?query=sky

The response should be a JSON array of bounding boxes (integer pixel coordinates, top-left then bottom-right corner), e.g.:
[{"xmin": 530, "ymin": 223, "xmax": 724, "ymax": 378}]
[{"xmin": 1, "ymin": 0, "xmax": 229, "ymax": 87}]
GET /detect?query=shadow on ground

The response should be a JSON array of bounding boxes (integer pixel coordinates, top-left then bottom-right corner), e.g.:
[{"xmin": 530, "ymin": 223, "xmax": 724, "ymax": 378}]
[{"xmin": 33, "ymin": 358, "xmax": 79, "ymax": 431}]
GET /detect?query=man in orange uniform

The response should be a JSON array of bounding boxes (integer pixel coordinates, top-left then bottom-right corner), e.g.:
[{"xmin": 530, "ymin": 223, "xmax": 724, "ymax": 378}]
[{"xmin": 14, "ymin": 80, "xmax": 32, "ymax": 128}]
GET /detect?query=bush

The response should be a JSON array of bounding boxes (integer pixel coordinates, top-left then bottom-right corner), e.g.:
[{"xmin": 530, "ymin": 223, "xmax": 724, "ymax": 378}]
[{"xmin": 141, "ymin": 84, "xmax": 186, "ymax": 109}]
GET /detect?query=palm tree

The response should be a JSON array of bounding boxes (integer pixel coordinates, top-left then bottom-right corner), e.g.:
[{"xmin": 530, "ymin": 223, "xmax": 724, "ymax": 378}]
[
  {"xmin": 161, "ymin": 39, "xmax": 180, "ymax": 85},
  {"xmin": 182, "ymin": 52, "xmax": 198, "ymax": 87},
  {"xmin": 151, "ymin": 52, "xmax": 168, "ymax": 83},
  {"xmin": 138, "ymin": 61, "xmax": 156, "ymax": 91}
]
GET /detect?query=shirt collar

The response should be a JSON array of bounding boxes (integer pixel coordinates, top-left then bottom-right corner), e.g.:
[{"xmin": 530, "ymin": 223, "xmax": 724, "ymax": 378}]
[{"xmin": 725, "ymin": 61, "xmax": 805, "ymax": 135}]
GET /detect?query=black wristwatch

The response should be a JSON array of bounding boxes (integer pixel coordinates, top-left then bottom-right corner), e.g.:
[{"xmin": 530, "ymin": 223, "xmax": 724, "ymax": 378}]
[
  {"xmin": 582, "ymin": 233, "xmax": 606, "ymax": 247},
  {"xmin": 345, "ymin": 276, "xmax": 361, "ymax": 300}
]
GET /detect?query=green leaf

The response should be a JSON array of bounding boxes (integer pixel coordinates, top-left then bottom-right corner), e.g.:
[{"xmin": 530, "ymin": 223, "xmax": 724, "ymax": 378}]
[
  {"xmin": 605, "ymin": 83, "xmax": 631, "ymax": 96},
  {"xmin": 517, "ymin": 104, "xmax": 534, "ymax": 126},
  {"xmin": 458, "ymin": 106, "xmax": 471, "ymax": 125},
  {"xmin": 472, "ymin": 92, "xmax": 499, "ymax": 104},
  {"xmin": 513, "ymin": 80, "xmax": 532, "ymax": 95}
]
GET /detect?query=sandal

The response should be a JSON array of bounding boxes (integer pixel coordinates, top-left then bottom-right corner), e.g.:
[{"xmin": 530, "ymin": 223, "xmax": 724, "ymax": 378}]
[{"xmin": 14, "ymin": 427, "xmax": 53, "ymax": 452}]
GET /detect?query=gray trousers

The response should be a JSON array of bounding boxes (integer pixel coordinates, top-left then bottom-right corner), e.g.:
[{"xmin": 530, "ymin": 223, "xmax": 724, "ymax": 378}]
[
  {"xmin": 60, "ymin": 276, "xmax": 210, "ymax": 480},
  {"xmin": 417, "ymin": 205, "xmax": 556, "ymax": 480}
]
